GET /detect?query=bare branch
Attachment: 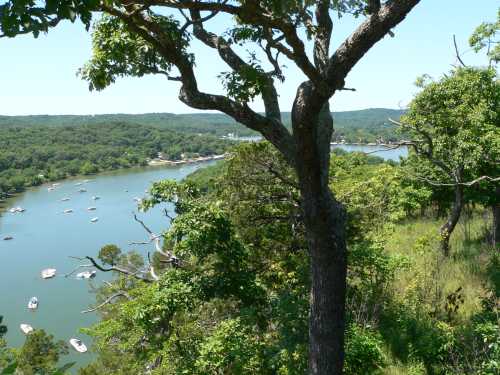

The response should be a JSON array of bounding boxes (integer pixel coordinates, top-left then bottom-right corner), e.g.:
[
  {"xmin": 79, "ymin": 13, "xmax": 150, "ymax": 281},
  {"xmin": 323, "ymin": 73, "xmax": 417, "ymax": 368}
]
[
  {"xmin": 453, "ymin": 34, "xmax": 467, "ymax": 67},
  {"xmin": 81, "ymin": 292, "xmax": 132, "ymax": 314}
]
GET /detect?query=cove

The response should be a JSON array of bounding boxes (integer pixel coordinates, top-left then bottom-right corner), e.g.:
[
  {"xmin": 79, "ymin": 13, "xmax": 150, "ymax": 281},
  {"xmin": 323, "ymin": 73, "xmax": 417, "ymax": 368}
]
[{"xmin": 0, "ymin": 161, "xmax": 216, "ymax": 371}]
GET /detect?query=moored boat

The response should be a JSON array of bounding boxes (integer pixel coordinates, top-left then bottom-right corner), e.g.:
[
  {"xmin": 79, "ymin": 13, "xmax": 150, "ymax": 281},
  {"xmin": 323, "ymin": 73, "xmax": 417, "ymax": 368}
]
[
  {"xmin": 61, "ymin": 197, "xmax": 70, "ymax": 202},
  {"xmin": 76, "ymin": 270, "xmax": 97, "ymax": 279},
  {"xmin": 90, "ymin": 217, "xmax": 99, "ymax": 223},
  {"xmin": 92, "ymin": 196, "xmax": 100, "ymax": 200},
  {"xmin": 41, "ymin": 268, "xmax": 57, "ymax": 279},
  {"xmin": 3, "ymin": 236, "xmax": 13, "ymax": 241},
  {"xmin": 63, "ymin": 209, "xmax": 73, "ymax": 214},
  {"xmin": 87, "ymin": 207, "xmax": 97, "ymax": 211},
  {"xmin": 69, "ymin": 338, "xmax": 87, "ymax": 353},
  {"xmin": 20, "ymin": 323, "xmax": 34, "ymax": 335},
  {"xmin": 28, "ymin": 297, "xmax": 38, "ymax": 310}
]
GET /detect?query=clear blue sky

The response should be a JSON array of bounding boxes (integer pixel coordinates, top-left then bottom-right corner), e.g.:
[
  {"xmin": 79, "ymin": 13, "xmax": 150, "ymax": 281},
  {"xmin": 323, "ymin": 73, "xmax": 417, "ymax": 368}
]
[{"xmin": 0, "ymin": 1, "xmax": 497, "ymax": 116}]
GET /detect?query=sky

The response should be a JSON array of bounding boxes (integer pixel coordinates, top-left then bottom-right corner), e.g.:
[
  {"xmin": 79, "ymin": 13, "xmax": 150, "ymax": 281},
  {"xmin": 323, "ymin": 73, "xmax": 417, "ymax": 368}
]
[{"xmin": 0, "ymin": 1, "xmax": 497, "ymax": 116}]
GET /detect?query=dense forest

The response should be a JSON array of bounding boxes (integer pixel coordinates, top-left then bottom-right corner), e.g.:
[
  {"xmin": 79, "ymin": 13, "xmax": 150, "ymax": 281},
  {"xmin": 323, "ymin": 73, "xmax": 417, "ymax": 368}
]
[
  {"xmin": 0, "ymin": 108, "xmax": 405, "ymax": 143},
  {"xmin": 0, "ymin": 122, "xmax": 231, "ymax": 199}
]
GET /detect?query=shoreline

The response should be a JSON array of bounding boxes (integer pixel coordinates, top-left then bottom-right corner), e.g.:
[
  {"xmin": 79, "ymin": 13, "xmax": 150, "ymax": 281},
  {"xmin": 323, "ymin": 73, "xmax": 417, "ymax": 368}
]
[
  {"xmin": 0, "ymin": 157, "xmax": 223, "ymax": 214},
  {"xmin": 147, "ymin": 153, "xmax": 227, "ymax": 166}
]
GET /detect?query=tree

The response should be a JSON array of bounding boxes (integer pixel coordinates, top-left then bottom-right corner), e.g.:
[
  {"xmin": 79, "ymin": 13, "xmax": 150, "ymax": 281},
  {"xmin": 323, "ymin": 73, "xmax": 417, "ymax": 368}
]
[
  {"xmin": 397, "ymin": 67, "xmax": 499, "ymax": 255},
  {"xmin": 470, "ymin": 8, "xmax": 500, "ymax": 66},
  {"xmin": 16, "ymin": 330, "xmax": 69, "ymax": 375},
  {"xmin": 0, "ymin": 1, "xmax": 422, "ymax": 373},
  {"xmin": 98, "ymin": 244, "xmax": 122, "ymax": 266}
]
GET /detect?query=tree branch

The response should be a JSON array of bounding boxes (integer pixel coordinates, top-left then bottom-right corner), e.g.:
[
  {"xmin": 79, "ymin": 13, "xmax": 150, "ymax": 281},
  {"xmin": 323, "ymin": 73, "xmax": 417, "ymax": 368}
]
[{"xmin": 81, "ymin": 292, "xmax": 132, "ymax": 314}]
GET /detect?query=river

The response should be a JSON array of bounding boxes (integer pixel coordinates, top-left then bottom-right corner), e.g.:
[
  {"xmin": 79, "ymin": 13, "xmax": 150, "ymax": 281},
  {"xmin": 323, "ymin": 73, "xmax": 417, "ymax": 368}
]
[
  {"xmin": 0, "ymin": 144, "xmax": 406, "ymax": 372},
  {"xmin": 0, "ymin": 162, "xmax": 215, "ymax": 371}
]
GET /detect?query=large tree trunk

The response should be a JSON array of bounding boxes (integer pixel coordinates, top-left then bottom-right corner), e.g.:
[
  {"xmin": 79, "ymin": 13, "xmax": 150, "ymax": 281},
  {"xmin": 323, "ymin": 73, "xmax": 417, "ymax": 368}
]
[
  {"xmin": 440, "ymin": 183, "xmax": 463, "ymax": 256},
  {"xmin": 492, "ymin": 186, "xmax": 500, "ymax": 248},
  {"xmin": 292, "ymin": 84, "xmax": 348, "ymax": 375}
]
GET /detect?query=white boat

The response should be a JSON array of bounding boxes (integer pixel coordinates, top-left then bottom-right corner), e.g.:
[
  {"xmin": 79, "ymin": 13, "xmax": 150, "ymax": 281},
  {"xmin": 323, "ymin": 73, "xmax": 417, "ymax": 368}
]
[
  {"xmin": 41, "ymin": 268, "xmax": 56, "ymax": 279},
  {"xmin": 28, "ymin": 297, "xmax": 38, "ymax": 310},
  {"xmin": 20, "ymin": 323, "xmax": 34, "ymax": 335},
  {"xmin": 90, "ymin": 217, "xmax": 99, "ymax": 223},
  {"xmin": 16, "ymin": 207, "xmax": 26, "ymax": 212},
  {"xmin": 8, "ymin": 208, "xmax": 17, "ymax": 213},
  {"xmin": 3, "ymin": 236, "xmax": 13, "ymax": 241},
  {"xmin": 76, "ymin": 270, "xmax": 96, "ymax": 279},
  {"xmin": 61, "ymin": 197, "xmax": 70, "ymax": 202},
  {"xmin": 92, "ymin": 196, "xmax": 100, "ymax": 200},
  {"xmin": 69, "ymin": 338, "xmax": 87, "ymax": 353},
  {"xmin": 87, "ymin": 207, "xmax": 97, "ymax": 211},
  {"xmin": 75, "ymin": 182, "xmax": 83, "ymax": 186},
  {"xmin": 48, "ymin": 187, "xmax": 55, "ymax": 192},
  {"xmin": 63, "ymin": 209, "xmax": 73, "ymax": 214}
]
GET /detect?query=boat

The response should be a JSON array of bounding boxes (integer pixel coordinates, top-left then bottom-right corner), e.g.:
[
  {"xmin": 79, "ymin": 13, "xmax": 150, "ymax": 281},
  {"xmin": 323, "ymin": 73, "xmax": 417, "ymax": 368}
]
[
  {"xmin": 75, "ymin": 182, "xmax": 82, "ymax": 186},
  {"xmin": 3, "ymin": 236, "xmax": 13, "ymax": 241},
  {"xmin": 76, "ymin": 270, "xmax": 97, "ymax": 279},
  {"xmin": 8, "ymin": 208, "xmax": 17, "ymax": 213},
  {"xmin": 133, "ymin": 197, "xmax": 142, "ymax": 203},
  {"xmin": 63, "ymin": 209, "xmax": 73, "ymax": 214},
  {"xmin": 16, "ymin": 207, "xmax": 26, "ymax": 212},
  {"xmin": 87, "ymin": 207, "xmax": 97, "ymax": 211},
  {"xmin": 28, "ymin": 297, "xmax": 38, "ymax": 310},
  {"xmin": 92, "ymin": 196, "xmax": 100, "ymax": 200},
  {"xmin": 90, "ymin": 217, "xmax": 99, "ymax": 223},
  {"xmin": 69, "ymin": 338, "xmax": 87, "ymax": 353},
  {"xmin": 48, "ymin": 187, "xmax": 55, "ymax": 192},
  {"xmin": 78, "ymin": 188, "xmax": 87, "ymax": 193},
  {"xmin": 41, "ymin": 268, "xmax": 56, "ymax": 279},
  {"xmin": 20, "ymin": 324, "xmax": 34, "ymax": 335},
  {"xmin": 61, "ymin": 197, "xmax": 70, "ymax": 202}
]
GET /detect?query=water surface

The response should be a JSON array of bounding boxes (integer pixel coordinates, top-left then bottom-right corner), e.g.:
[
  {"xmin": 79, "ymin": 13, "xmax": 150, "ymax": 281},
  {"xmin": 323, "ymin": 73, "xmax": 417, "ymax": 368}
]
[{"xmin": 0, "ymin": 162, "xmax": 214, "ymax": 371}]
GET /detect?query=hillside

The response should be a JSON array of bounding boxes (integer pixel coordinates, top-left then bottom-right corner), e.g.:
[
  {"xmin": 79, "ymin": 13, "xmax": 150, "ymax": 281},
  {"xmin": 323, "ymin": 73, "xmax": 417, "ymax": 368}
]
[{"xmin": 0, "ymin": 108, "xmax": 405, "ymax": 142}]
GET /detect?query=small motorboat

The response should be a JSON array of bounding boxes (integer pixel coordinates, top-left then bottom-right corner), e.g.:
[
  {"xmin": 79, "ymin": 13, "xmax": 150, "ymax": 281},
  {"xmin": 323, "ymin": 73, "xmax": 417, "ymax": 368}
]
[
  {"xmin": 69, "ymin": 338, "xmax": 87, "ymax": 353},
  {"xmin": 87, "ymin": 207, "xmax": 97, "ymax": 211},
  {"xmin": 90, "ymin": 217, "xmax": 99, "ymax": 223},
  {"xmin": 3, "ymin": 236, "xmax": 13, "ymax": 241},
  {"xmin": 16, "ymin": 207, "xmax": 26, "ymax": 213},
  {"xmin": 41, "ymin": 268, "xmax": 56, "ymax": 279},
  {"xmin": 92, "ymin": 196, "xmax": 100, "ymax": 200},
  {"xmin": 20, "ymin": 323, "xmax": 34, "ymax": 335},
  {"xmin": 75, "ymin": 182, "xmax": 83, "ymax": 186},
  {"xmin": 76, "ymin": 270, "xmax": 97, "ymax": 279},
  {"xmin": 8, "ymin": 208, "xmax": 17, "ymax": 213},
  {"xmin": 61, "ymin": 197, "xmax": 70, "ymax": 202},
  {"xmin": 63, "ymin": 209, "xmax": 73, "ymax": 214},
  {"xmin": 28, "ymin": 297, "xmax": 38, "ymax": 310},
  {"xmin": 48, "ymin": 187, "xmax": 55, "ymax": 192},
  {"xmin": 78, "ymin": 188, "xmax": 87, "ymax": 193}
]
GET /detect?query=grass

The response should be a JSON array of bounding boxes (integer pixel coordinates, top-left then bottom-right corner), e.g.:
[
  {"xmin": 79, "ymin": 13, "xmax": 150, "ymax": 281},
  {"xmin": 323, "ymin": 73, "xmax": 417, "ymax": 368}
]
[{"xmin": 379, "ymin": 209, "xmax": 497, "ymax": 373}]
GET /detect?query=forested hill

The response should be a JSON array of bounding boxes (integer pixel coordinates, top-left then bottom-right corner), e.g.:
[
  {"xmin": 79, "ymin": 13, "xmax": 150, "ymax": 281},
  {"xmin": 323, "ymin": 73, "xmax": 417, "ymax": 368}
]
[
  {"xmin": 0, "ymin": 122, "xmax": 230, "ymax": 197},
  {"xmin": 0, "ymin": 108, "xmax": 405, "ymax": 142}
]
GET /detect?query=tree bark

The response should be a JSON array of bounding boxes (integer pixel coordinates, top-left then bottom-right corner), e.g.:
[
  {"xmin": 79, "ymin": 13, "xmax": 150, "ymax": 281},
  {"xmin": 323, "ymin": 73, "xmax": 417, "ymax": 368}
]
[
  {"xmin": 292, "ymin": 84, "xmax": 347, "ymax": 375},
  {"xmin": 492, "ymin": 185, "xmax": 499, "ymax": 248},
  {"xmin": 440, "ymin": 183, "xmax": 464, "ymax": 256}
]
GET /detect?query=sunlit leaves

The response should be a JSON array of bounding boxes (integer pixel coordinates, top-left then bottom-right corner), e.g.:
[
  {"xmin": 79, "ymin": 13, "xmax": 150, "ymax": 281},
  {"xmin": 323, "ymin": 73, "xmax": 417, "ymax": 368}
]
[
  {"xmin": 78, "ymin": 14, "xmax": 186, "ymax": 91},
  {"xmin": 469, "ymin": 8, "xmax": 500, "ymax": 64}
]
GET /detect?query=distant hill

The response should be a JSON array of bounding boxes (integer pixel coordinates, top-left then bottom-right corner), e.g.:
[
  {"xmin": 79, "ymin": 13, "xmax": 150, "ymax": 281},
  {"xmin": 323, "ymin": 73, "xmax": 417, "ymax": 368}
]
[{"xmin": 0, "ymin": 108, "xmax": 405, "ymax": 142}]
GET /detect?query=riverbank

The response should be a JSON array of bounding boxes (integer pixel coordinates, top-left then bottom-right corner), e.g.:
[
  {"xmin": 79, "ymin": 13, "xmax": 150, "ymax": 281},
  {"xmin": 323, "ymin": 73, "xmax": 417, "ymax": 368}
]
[{"xmin": 147, "ymin": 153, "xmax": 227, "ymax": 166}]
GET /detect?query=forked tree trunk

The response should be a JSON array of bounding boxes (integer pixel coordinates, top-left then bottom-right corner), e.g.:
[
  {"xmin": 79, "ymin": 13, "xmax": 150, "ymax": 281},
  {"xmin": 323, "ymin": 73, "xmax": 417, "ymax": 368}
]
[
  {"xmin": 440, "ymin": 183, "xmax": 464, "ymax": 256},
  {"xmin": 292, "ymin": 87, "xmax": 348, "ymax": 375}
]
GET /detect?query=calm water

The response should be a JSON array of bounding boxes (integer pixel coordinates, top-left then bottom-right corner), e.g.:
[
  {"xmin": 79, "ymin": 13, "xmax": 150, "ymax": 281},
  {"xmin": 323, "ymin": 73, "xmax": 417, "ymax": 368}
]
[
  {"xmin": 0, "ymin": 162, "xmax": 215, "ymax": 371},
  {"xmin": 334, "ymin": 144, "xmax": 408, "ymax": 161}
]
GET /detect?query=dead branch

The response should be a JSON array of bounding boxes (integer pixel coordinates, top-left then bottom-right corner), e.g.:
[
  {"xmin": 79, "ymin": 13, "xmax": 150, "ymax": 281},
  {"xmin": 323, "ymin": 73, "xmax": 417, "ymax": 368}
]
[{"xmin": 81, "ymin": 292, "xmax": 132, "ymax": 314}]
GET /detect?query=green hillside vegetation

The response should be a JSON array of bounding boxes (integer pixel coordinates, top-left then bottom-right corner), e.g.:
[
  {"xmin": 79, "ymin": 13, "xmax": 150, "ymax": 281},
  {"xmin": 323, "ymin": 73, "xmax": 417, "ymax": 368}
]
[
  {"xmin": 0, "ymin": 108, "xmax": 405, "ymax": 142},
  {"xmin": 24, "ymin": 142, "xmax": 492, "ymax": 375},
  {"xmin": 0, "ymin": 122, "xmax": 231, "ymax": 200}
]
